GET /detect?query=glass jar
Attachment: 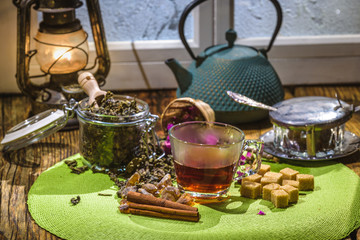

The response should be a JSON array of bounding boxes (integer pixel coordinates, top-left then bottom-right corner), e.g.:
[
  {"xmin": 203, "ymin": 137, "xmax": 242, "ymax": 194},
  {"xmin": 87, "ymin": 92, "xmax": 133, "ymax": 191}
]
[
  {"xmin": 272, "ymin": 123, "xmax": 345, "ymax": 158},
  {"xmin": 75, "ymin": 95, "xmax": 159, "ymax": 172},
  {"xmin": 0, "ymin": 95, "xmax": 161, "ymax": 170}
]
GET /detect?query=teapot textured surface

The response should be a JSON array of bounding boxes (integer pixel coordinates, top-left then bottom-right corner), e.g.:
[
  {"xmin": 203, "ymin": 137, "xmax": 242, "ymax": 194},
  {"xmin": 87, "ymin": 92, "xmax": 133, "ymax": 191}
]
[{"xmin": 178, "ymin": 44, "xmax": 283, "ymax": 118}]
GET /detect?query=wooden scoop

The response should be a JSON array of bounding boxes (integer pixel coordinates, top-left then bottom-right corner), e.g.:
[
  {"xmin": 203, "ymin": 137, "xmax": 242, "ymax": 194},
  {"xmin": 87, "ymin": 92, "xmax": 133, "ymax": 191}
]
[{"xmin": 78, "ymin": 72, "xmax": 107, "ymax": 106}]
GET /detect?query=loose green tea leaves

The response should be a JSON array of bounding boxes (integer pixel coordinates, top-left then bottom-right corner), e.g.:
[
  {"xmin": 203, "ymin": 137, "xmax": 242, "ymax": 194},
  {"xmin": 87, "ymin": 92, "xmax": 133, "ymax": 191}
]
[
  {"xmin": 108, "ymin": 171, "xmax": 126, "ymax": 189},
  {"xmin": 107, "ymin": 155, "xmax": 176, "ymax": 199},
  {"xmin": 85, "ymin": 91, "xmax": 141, "ymax": 116},
  {"xmin": 98, "ymin": 193, "xmax": 113, "ymax": 196},
  {"xmin": 91, "ymin": 165, "xmax": 107, "ymax": 174},
  {"xmin": 64, "ymin": 159, "xmax": 89, "ymax": 174},
  {"xmin": 125, "ymin": 153, "xmax": 176, "ymax": 185},
  {"xmin": 70, "ymin": 196, "xmax": 81, "ymax": 205},
  {"xmin": 64, "ymin": 160, "xmax": 77, "ymax": 168},
  {"xmin": 72, "ymin": 165, "xmax": 89, "ymax": 174}
]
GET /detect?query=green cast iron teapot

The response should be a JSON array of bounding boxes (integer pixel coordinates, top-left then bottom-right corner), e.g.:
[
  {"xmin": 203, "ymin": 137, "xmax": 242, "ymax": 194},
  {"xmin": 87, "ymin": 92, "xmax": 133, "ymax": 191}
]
[{"xmin": 165, "ymin": 0, "xmax": 284, "ymax": 124}]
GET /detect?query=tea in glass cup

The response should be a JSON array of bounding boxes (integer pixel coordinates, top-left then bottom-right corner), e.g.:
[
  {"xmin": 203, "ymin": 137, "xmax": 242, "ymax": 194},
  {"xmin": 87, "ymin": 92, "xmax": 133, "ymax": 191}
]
[{"xmin": 169, "ymin": 121, "xmax": 262, "ymax": 200}]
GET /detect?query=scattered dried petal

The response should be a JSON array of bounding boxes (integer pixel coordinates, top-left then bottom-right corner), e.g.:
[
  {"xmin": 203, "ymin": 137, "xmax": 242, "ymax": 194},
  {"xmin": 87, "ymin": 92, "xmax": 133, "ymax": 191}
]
[
  {"xmin": 167, "ymin": 123, "xmax": 174, "ymax": 131},
  {"xmin": 162, "ymin": 137, "xmax": 172, "ymax": 155},
  {"xmin": 257, "ymin": 210, "xmax": 266, "ymax": 215}
]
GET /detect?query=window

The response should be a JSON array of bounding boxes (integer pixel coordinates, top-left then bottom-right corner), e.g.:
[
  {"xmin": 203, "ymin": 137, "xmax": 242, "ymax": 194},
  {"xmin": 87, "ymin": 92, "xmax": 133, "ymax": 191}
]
[
  {"xmin": 96, "ymin": 0, "xmax": 360, "ymax": 89},
  {"xmin": 18, "ymin": 0, "xmax": 360, "ymax": 94}
]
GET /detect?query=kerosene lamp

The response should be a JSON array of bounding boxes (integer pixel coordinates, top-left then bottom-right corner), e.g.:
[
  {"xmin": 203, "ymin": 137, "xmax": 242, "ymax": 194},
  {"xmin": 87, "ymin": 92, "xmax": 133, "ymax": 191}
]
[{"xmin": 13, "ymin": 0, "xmax": 110, "ymax": 113}]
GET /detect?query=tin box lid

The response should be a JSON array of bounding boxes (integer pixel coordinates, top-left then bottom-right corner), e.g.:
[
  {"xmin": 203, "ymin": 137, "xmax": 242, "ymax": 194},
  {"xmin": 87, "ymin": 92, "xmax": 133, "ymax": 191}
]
[{"xmin": 269, "ymin": 96, "xmax": 352, "ymax": 128}]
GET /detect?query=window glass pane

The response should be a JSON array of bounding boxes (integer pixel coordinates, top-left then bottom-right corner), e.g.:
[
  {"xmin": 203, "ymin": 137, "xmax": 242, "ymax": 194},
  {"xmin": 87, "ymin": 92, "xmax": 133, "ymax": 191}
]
[
  {"xmin": 76, "ymin": 0, "xmax": 193, "ymax": 41},
  {"xmin": 234, "ymin": 0, "xmax": 360, "ymax": 38}
]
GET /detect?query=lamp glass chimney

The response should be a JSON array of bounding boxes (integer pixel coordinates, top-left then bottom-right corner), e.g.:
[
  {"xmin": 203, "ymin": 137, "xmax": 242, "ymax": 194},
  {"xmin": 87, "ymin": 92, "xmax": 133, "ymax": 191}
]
[{"xmin": 35, "ymin": 29, "xmax": 89, "ymax": 75}]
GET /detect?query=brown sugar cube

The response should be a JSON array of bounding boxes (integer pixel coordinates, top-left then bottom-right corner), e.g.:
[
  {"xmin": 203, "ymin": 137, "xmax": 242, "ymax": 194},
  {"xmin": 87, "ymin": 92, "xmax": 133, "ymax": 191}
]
[
  {"xmin": 240, "ymin": 181, "xmax": 261, "ymax": 199},
  {"xmin": 271, "ymin": 190, "xmax": 289, "ymax": 208},
  {"xmin": 282, "ymin": 180, "xmax": 299, "ymax": 189},
  {"xmin": 280, "ymin": 168, "xmax": 299, "ymax": 180},
  {"xmin": 242, "ymin": 174, "xmax": 262, "ymax": 183},
  {"xmin": 280, "ymin": 185, "xmax": 299, "ymax": 203},
  {"xmin": 264, "ymin": 172, "xmax": 283, "ymax": 184},
  {"xmin": 261, "ymin": 177, "xmax": 279, "ymax": 186},
  {"xmin": 296, "ymin": 174, "xmax": 314, "ymax": 191},
  {"xmin": 262, "ymin": 183, "xmax": 281, "ymax": 201},
  {"xmin": 258, "ymin": 164, "xmax": 271, "ymax": 176}
]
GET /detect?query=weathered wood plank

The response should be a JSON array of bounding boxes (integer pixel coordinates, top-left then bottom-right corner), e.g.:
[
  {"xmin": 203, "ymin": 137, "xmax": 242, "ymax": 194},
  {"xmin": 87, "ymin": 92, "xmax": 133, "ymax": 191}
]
[
  {"xmin": 294, "ymin": 85, "xmax": 360, "ymax": 102},
  {"xmin": 2, "ymin": 95, "xmax": 31, "ymax": 132},
  {"xmin": 1, "ymin": 95, "xmax": 33, "ymax": 240}
]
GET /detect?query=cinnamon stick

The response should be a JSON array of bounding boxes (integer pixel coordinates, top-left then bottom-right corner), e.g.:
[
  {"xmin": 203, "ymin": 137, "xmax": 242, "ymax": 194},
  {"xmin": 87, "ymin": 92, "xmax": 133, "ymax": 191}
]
[
  {"xmin": 127, "ymin": 192, "xmax": 198, "ymax": 212},
  {"xmin": 127, "ymin": 201, "xmax": 199, "ymax": 217},
  {"xmin": 128, "ymin": 208, "xmax": 199, "ymax": 222}
]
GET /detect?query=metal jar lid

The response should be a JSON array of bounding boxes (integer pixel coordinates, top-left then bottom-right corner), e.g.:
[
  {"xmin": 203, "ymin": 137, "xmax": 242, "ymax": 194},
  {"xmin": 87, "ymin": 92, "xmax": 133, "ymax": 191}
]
[{"xmin": 269, "ymin": 96, "xmax": 352, "ymax": 129}]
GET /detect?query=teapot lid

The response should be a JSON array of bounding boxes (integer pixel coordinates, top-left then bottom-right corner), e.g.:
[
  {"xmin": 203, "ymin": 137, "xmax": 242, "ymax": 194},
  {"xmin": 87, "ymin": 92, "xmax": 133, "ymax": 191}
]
[
  {"xmin": 204, "ymin": 45, "xmax": 259, "ymax": 60},
  {"xmin": 202, "ymin": 29, "xmax": 260, "ymax": 61}
]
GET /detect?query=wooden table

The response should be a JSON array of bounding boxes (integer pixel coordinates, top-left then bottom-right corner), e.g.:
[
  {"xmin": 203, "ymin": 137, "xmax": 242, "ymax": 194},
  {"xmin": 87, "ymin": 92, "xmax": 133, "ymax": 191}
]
[{"xmin": 1, "ymin": 85, "xmax": 360, "ymax": 240}]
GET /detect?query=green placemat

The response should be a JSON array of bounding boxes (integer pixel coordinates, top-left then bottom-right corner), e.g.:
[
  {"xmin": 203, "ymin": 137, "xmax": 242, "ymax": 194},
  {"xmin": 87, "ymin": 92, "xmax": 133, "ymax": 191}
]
[{"xmin": 28, "ymin": 154, "xmax": 360, "ymax": 240}]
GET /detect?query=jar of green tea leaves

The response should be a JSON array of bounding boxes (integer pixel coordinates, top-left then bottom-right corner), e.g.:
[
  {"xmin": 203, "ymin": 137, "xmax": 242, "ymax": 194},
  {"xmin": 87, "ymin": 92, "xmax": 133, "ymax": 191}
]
[
  {"xmin": 0, "ymin": 91, "xmax": 161, "ymax": 173},
  {"xmin": 75, "ymin": 93, "xmax": 160, "ymax": 172}
]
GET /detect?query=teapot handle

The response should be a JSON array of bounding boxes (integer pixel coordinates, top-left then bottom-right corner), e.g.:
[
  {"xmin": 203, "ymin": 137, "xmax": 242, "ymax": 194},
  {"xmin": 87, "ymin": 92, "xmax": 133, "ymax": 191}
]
[{"xmin": 179, "ymin": 0, "xmax": 283, "ymax": 60}]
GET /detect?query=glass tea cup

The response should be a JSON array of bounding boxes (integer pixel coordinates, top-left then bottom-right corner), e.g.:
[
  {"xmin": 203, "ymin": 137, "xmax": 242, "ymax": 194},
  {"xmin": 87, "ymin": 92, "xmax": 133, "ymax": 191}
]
[{"xmin": 169, "ymin": 121, "xmax": 263, "ymax": 200}]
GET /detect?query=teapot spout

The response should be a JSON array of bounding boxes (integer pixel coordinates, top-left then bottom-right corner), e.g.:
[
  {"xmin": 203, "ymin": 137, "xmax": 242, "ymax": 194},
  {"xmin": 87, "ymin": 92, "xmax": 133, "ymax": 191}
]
[{"xmin": 165, "ymin": 58, "xmax": 192, "ymax": 94}]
